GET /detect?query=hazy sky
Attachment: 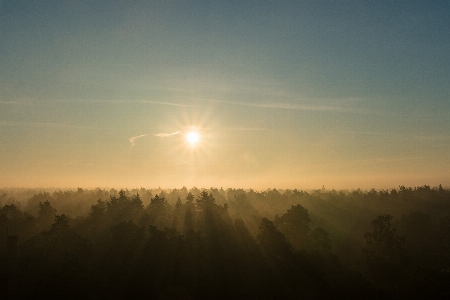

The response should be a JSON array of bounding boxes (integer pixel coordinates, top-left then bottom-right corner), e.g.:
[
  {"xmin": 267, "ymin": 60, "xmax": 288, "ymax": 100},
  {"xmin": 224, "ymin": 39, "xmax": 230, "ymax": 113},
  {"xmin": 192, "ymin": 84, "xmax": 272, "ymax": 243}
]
[{"xmin": 1, "ymin": 1, "xmax": 449, "ymax": 189}]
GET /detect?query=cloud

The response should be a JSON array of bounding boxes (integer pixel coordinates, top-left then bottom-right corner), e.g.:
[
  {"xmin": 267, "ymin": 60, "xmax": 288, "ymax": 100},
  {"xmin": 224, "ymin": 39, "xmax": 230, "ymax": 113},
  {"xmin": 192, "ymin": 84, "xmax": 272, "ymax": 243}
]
[
  {"xmin": 0, "ymin": 120, "xmax": 67, "ymax": 128},
  {"xmin": 0, "ymin": 120, "xmax": 104, "ymax": 130},
  {"xmin": 0, "ymin": 101, "xmax": 22, "ymax": 105},
  {"xmin": 160, "ymin": 78, "xmax": 292, "ymax": 98},
  {"xmin": 227, "ymin": 127, "xmax": 269, "ymax": 131},
  {"xmin": 245, "ymin": 102, "xmax": 344, "ymax": 112},
  {"xmin": 129, "ymin": 131, "xmax": 181, "ymax": 146},
  {"xmin": 60, "ymin": 98, "xmax": 190, "ymax": 107},
  {"xmin": 152, "ymin": 131, "xmax": 181, "ymax": 138},
  {"xmin": 341, "ymin": 131, "xmax": 450, "ymax": 141},
  {"xmin": 188, "ymin": 97, "xmax": 371, "ymax": 114},
  {"xmin": 414, "ymin": 135, "xmax": 450, "ymax": 141},
  {"xmin": 339, "ymin": 130, "xmax": 403, "ymax": 137},
  {"xmin": 133, "ymin": 100, "xmax": 190, "ymax": 107},
  {"xmin": 129, "ymin": 134, "xmax": 149, "ymax": 146}
]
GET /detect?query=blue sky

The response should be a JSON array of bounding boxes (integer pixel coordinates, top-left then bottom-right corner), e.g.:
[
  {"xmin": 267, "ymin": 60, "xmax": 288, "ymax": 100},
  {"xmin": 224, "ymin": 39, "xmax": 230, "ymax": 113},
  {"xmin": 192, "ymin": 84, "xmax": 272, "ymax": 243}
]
[{"xmin": 1, "ymin": 1, "xmax": 449, "ymax": 189}]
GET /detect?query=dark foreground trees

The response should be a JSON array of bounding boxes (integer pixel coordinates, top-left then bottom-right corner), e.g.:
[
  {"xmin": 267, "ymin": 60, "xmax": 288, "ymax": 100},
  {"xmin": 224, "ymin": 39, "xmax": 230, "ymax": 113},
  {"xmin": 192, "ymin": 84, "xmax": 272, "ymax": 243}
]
[
  {"xmin": 363, "ymin": 214, "xmax": 407, "ymax": 283},
  {"xmin": 363, "ymin": 214, "xmax": 450, "ymax": 299},
  {"xmin": 1, "ymin": 186, "xmax": 450, "ymax": 299}
]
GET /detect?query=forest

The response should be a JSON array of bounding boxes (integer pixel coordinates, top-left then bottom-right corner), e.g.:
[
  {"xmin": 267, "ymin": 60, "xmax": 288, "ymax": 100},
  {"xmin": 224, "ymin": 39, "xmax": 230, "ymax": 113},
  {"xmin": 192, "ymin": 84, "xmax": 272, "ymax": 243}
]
[{"xmin": 1, "ymin": 185, "xmax": 450, "ymax": 299}]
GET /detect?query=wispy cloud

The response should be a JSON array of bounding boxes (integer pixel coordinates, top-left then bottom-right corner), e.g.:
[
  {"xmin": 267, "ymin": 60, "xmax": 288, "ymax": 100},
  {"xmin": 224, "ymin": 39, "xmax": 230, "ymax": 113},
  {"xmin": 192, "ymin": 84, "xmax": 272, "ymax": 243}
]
[
  {"xmin": 129, "ymin": 134, "xmax": 149, "ymax": 146},
  {"xmin": 59, "ymin": 98, "xmax": 190, "ymax": 107},
  {"xmin": 226, "ymin": 127, "xmax": 269, "ymax": 131},
  {"xmin": 188, "ymin": 97, "xmax": 369, "ymax": 113},
  {"xmin": 129, "ymin": 131, "xmax": 181, "ymax": 146},
  {"xmin": 244, "ymin": 102, "xmax": 344, "ymax": 112},
  {"xmin": 0, "ymin": 120, "xmax": 105, "ymax": 130},
  {"xmin": 133, "ymin": 100, "xmax": 190, "ymax": 107},
  {"xmin": 341, "ymin": 131, "xmax": 450, "ymax": 141},
  {"xmin": 160, "ymin": 79, "xmax": 292, "ymax": 98},
  {"xmin": 0, "ymin": 120, "xmax": 67, "ymax": 128},
  {"xmin": 0, "ymin": 100, "xmax": 28, "ymax": 105},
  {"xmin": 339, "ymin": 130, "xmax": 403, "ymax": 137},
  {"xmin": 153, "ymin": 131, "xmax": 181, "ymax": 138},
  {"xmin": 414, "ymin": 135, "xmax": 450, "ymax": 141}
]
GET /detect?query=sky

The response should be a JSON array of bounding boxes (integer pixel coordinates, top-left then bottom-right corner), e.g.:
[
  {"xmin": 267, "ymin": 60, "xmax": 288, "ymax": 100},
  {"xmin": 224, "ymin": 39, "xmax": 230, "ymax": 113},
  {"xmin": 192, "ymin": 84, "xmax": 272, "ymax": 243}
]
[{"xmin": 1, "ymin": 0, "xmax": 449, "ymax": 190}]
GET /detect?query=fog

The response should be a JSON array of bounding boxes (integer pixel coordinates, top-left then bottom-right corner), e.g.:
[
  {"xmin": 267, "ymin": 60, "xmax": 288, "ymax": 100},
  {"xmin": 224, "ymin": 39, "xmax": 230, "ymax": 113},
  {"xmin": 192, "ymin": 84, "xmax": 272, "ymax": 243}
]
[{"xmin": 1, "ymin": 185, "xmax": 450, "ymax": 299}]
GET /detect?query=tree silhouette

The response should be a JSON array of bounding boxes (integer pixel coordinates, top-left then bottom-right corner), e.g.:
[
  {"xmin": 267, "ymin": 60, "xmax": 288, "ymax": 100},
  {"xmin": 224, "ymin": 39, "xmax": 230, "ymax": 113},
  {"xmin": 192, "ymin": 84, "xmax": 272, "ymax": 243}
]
[
  {"xmin": 274, "ymin": 204, "xmax": 311, "ymax": 250},
  {"xmin": 257, "ymin": 217, "xmax": 292, "ymax": 260},
  {"xmin": 363, "ymin": 214, "xmax": 407, "ymax": 284},
  {"xmin": 49, "ymin": 214, "xmax": 70, "ymax": 233},
  {"xmin": 196, "ymin": 190, "xmax": 216, "ymax": 209},
  {"xmin": 106, "ymin": 190, "xmax": 144, "ymax": 223},
  {"xmin": 89, "ymin": 199, "xmax": 106, "ymax": 220},
  {"xmin": 310, "ymin": 226, "xmax": 332, "ymax": 255},
  {"xmin": 38, "ymin": 200, "xmax": 57, "ymax": 219},
  {"xmin": 36, "ymin": 200, "xmax": 57, "ymax": 231},
  {"xmin": 2, "ymin": 185, "xmax": 449, "ymax": 299},
  {"xmin": 26, "ymin": 192, "xmax": 53, "ymax": 217},
  {"xmin": 142, "ymin": 194, "xmax": 173, "ymax": 229}
]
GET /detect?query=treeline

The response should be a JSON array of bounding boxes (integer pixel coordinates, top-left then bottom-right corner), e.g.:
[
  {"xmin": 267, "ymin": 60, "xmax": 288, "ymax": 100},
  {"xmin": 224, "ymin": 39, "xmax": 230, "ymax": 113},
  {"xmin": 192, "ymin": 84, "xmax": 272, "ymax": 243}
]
[{"xmin": 1, "ymin": 185, "xmax": 450, "ymax": 299}]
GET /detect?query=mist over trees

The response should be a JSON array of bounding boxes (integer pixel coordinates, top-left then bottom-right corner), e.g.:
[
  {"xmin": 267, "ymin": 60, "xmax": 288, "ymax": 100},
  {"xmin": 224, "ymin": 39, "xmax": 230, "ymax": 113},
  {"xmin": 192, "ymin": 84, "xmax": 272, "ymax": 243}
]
[{"xmin": 1, "ymin": 185, "xmax": 450, "ymax": 299}]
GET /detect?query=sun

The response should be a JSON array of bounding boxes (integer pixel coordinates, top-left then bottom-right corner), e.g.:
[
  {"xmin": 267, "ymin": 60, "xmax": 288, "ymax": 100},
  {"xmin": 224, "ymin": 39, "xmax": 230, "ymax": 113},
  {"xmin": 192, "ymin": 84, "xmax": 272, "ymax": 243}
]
[{"xmin": 186, "ymin": 131, "xmax": 200, "ymax": 146}]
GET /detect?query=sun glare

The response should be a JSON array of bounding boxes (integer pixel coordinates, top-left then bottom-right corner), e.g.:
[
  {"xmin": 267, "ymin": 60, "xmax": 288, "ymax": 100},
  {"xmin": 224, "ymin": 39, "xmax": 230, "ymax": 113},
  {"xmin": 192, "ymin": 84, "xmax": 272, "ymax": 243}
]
[{"xmin": 186, "ymin": 131, "xmax": 200, "ymax": 146}]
